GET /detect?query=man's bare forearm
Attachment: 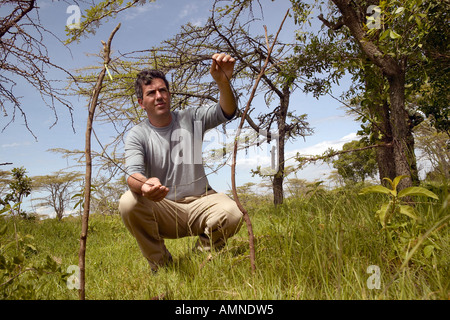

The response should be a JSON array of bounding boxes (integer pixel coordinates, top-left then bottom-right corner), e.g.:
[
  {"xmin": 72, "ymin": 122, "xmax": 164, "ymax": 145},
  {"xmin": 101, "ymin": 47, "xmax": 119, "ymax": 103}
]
[
  {"xmin": 127, "ymin": 173, "xmax": 148, "ymax": 194},
  {"xmin": 210, "ymin": 53, "xmax": 236, "ymax": 118},
  {"xmin": 218, "ymin": 81, "xmax": 237, "ymax": 118},
  {"xmin": 127, "ymin": 173, "xmax": 169, "ymax": 201}
]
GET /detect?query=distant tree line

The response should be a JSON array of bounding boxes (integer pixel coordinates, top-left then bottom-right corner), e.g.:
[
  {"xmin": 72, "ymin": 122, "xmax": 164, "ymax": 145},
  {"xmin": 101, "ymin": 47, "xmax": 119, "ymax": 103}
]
[{"xmin": 0, "ymin": 167, "xmax": 127, "ymax": 220}]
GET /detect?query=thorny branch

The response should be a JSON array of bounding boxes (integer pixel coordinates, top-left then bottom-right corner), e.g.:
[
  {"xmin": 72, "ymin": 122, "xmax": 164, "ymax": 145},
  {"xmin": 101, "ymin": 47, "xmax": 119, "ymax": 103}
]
[{"xmin": 0, "ymin": 0, "xmax": 76, "ymax": 138}]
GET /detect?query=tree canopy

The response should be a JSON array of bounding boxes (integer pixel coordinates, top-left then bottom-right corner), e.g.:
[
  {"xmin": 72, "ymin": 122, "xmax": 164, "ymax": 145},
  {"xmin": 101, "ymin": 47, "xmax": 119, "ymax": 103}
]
[{"xmin": 332, "ymin": 139, "xmax": 378, "ymax": 183}]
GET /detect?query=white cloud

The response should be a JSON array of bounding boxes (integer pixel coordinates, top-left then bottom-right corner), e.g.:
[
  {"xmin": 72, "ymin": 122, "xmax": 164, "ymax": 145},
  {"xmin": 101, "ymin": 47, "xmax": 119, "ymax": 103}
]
[
  {"xmin": 1, "ymin": 141, "xmax": 31, "ymax": 148},
  {"xmin": 289, "ymin": 132, "xmax": 358, "ymax": 157},
  {"xmin": 230, "ymin": 132, "xmax": 359, "ymax": 182},
  {"xmin": 203, "ymin": 128, "xmax": 358, "ymax": 170},
  {"xmin": 179, "ymin": 3, "xmax": 198, "ymax": 19},
  {"xmin": 123, "ymin": 2, "xmax": 162, "ymax": 20},
  {"xmin": 1, "ymin": 142, "xmax": 20, "ymax": 148},
  {"xmin": 178, "ymin": 3, "xmax": 207, "ymax": 27},
  {"xmin": 34, "ymin": 205, "xmax": 79, "ymax": 220}
]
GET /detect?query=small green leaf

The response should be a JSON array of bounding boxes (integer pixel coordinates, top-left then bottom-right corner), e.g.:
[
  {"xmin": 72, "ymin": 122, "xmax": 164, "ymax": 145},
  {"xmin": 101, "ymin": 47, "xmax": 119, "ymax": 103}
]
[
  {"xmin": 25, "ymin": 244, "xmax": 37, "ymax": 253},
  {"xmin": 383, "ymin": 177, "xmax": 394, "ymax": 188},
  {"xmin": 398, "ymin": 205, "xmax": 419, "ymax": 220},
  {"xmin": 415, "ymin": 15, "xmax": 422, "ymax": 28},
  {"xmin": 423, "ymin": 245, "xmax": 434, "ymax": 258},
  {"xmin": 394, "ymin": 7, "xmax": 404, "ymax": 14},
  {"xmin": 397, "ymin": 187, "xmax": 439, "ymax": 200},
  {"xmin": 359, "ymin": 185, "xmax": 392, "ymax": 195},
  {"xmin": 0, "ymin": 225, "xmax": 7, "ymax": 236},
  {"xmin": 392, "ymin": 175, "xmax": 409, "ymax": 190},
  {"xmin": 376, "ymin": 202, "xmax": 392, "ymax": 227},
  {"xmin": 380, "ymin": 29, "xmax": 390, "ymax": 41},
  {"xmin": 389, "ymin": 30, "xmax": 402, "ymax": 39}
]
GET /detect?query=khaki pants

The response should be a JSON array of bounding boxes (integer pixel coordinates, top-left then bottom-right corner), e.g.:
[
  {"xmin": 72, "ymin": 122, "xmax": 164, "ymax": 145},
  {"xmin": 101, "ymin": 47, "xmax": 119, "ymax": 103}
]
[{"xmin": 118, "ymin": 190, "xmax": 243, "ymax": 270}]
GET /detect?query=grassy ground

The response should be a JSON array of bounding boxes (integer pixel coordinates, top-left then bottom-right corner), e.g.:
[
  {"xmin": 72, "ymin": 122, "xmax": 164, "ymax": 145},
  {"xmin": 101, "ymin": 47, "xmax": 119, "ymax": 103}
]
[{"xmin": 1, "ymin": 187, "xmax": 449, "ymax": 300}]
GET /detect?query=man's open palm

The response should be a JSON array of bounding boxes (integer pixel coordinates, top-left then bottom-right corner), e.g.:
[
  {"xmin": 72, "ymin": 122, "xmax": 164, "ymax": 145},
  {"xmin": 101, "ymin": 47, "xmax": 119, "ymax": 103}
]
[{"xmin": 141, "ymin": 177, "xmax": 169, "ymax": 202}]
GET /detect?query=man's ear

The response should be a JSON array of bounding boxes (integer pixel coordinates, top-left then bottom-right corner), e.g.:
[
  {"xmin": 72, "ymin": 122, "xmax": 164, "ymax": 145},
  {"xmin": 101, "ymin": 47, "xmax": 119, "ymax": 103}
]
[{"xmin": 138, "ymin": 98, "xmax": 144, "ymax": 109}]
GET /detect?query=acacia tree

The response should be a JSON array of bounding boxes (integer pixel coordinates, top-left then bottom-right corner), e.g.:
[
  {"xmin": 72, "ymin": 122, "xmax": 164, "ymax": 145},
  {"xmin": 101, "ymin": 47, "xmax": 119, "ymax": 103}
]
[
  {"xmin": 90, "ymin": 176, "xmax": 128, "ymax": 215},
  {"xmin": 32, "ymin": 171, "xmax": 82, "ymax": 220},
  {"xmin": 77, "ymin": 23, "xmax": 121, "ymax": 300},
  {"xmin": 327, "ymin": 0, "xmax": 419, "ymax": 190},
  {"xmin": 0, "ymin": 0, "xmax": 74, "ymax": 137},
  {"xmin": 0, "ymin": 0, "xmax": 155, "ymax": 137},
  {"xmin": 353, "ymin": 63, "xmax": 398, "ymax": 185}
]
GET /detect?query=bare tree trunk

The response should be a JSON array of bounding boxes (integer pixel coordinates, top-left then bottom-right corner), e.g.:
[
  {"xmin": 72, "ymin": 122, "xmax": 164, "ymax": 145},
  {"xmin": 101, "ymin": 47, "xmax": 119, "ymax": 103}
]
[
  {"xmin": 387, "ymin": 72, "xmax": 418, "ymax": 189},
  {"xmin": 375, "ymin": 100, "xmax": 396, "ymax": 186},
  {"xmin": 272, "ymin": 131, "xmax": 284, "ymax": 206},
  {"xmin": 79, "ymin": 24, "xmax": 121, "ymax": 300},
  {"xmin": 273, "ymin": 84, "xmax": 290, "ymax": 206},
  {"xmin": 363, "ymin": 65, "xmax": 396, "ymax": 186}
]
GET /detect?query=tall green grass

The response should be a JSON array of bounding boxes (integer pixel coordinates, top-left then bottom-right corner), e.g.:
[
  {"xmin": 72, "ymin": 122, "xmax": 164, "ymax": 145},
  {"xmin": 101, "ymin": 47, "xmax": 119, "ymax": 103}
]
[{"xmin": 1, "ymin": 187, "xmax": 448, "ymax": 299}]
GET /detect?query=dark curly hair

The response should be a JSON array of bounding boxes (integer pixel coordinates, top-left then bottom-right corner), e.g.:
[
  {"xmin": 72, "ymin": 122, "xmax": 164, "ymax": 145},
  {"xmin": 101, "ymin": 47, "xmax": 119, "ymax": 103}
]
[{"xmin": 135, "ymin": 69, "xmax": 170, "ymax": 100}]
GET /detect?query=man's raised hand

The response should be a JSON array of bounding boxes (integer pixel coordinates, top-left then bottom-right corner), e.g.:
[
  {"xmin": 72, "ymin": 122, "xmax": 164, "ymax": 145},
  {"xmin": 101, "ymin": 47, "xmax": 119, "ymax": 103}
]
[{"xmin": 210, "ymin": 53, "xmax": 235, "ymax": 85}]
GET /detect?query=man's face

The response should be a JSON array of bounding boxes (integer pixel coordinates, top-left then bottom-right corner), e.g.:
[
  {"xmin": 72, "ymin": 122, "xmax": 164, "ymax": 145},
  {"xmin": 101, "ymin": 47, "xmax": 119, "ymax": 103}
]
[{"xmin": 138, "ymin": 78, "xmax": 171, "ymax": 125}]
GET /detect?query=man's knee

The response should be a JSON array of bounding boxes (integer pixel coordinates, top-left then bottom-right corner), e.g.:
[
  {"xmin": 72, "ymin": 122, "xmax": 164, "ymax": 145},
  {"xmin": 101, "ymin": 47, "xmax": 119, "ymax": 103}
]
[
  {"xmin": 118, "ymin": 190, "xmax": 138, "ymax": 219},
  {"xmin": 220, "ymin": 198, "xmax": 244, "ymax": 234}
]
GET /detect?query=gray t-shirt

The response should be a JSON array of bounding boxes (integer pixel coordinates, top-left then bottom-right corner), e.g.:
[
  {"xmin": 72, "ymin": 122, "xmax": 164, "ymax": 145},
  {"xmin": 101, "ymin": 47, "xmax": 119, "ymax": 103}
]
[{"xmin": 124, "ymin": 103, "xmax": 232, "ymax": 201}]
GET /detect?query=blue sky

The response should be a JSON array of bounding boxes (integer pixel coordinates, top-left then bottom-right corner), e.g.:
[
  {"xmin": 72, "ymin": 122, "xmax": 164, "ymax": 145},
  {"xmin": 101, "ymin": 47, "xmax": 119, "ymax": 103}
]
[{"xmin": 0, "ymin": 0, "xmax": 361, "ymax": 213}]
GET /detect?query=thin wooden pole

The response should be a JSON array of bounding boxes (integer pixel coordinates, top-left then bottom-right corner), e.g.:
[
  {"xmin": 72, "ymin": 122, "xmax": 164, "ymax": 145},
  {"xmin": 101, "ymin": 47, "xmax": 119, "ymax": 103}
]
[{"xmin": 78, "ymin": 23, "xmax": 121, "ymax": 300}]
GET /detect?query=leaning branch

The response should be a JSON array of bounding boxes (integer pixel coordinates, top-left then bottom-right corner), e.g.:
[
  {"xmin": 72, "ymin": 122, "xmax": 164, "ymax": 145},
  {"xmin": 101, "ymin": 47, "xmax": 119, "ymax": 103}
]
[
  {"xmin": 0, "ymin": 0, "xmax": 36, "ymax": 39},
  {"xmin": 295, "ymin": 142, "xmax": 393, "ymax": 165},
  {"xmin": 317, "ymin": 13, "xmax": 344, "ymax": 30}
]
